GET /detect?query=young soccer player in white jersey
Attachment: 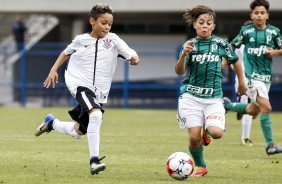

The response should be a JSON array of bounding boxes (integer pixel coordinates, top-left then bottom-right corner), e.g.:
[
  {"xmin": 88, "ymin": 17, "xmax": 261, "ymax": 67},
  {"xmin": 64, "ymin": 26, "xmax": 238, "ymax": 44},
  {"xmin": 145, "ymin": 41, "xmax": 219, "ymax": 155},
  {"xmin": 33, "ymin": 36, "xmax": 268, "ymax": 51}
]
[
  {"xmin": 176, "ymin": 5, "xmax": 247, "ymax": 177},
  {"xmin": 34, "ymin": 4, "xmax": 139, "ymax": 175},
  {"xmin": 232, "ymin": 20, "xmax": 255, "ymax": 146},
  {"xmin": 234, "ymin": 44, "xmax": 254, "ymax": 146},
  {"xmin": 227, "ymin": 0, "xmax": 282, "ymax": 155}
]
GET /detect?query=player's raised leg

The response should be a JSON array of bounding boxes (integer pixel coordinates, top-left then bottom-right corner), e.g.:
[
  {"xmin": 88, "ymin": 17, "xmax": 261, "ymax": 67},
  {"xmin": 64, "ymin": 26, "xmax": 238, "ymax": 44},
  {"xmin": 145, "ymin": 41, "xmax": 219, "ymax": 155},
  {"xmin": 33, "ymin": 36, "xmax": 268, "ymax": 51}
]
[
  {"xmin": 201, "ymin": 128, "xmax": 212, "ymax": 146},
  {"xmin": 35, "ymin": 114, "xmax": 83, "ymax": 139},
  {"xmin": 35, "ymin": 114, "xmax": 55, "ymax": 136}
]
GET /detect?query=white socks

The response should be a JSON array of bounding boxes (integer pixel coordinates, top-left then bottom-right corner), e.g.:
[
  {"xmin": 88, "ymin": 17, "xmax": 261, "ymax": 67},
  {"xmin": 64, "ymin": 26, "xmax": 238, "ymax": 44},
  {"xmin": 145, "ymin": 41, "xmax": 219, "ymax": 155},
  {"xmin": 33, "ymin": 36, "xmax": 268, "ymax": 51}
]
[
  {"xmin": 51, "ymin": 110, "xmax": 103, "ymax": 159},
  {"xmin": 87, "ymin": 111, "xmax": 103, "ymax": 158},
  {"xmin": 242, "ymin": 114, "xmax": 253, "ymax": 139},
  {"xmin": 52, "ymin": 119, "xmax": 82, "ymax": 139}
]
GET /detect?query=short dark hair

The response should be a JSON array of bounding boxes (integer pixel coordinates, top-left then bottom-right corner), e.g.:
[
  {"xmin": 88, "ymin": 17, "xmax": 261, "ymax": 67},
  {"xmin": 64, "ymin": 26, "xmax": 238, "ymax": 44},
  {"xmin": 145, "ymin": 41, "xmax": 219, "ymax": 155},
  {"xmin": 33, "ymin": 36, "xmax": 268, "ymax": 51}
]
[
  {"xmin": 183, "ymin": 5, "xmax": 216, "ymax": 26},
  {"xmin": 90, "ymin": 4, "xmax": 113, "ymax": 20},
  {"xmin": 250, "ymin": 0, "xmax": 269, "ymax": 11}
]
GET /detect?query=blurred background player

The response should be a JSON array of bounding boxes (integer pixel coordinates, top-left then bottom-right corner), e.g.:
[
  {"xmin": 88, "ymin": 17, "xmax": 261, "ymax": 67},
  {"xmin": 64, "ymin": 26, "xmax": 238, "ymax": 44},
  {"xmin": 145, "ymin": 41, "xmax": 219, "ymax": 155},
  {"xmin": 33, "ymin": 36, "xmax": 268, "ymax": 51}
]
[
  {"xmin": 230, "ymin": 0, "xmax": 282, "ymax": 155},
  {"xmin": 176, "ymin": 5, "xmax": 246, "ymax": 177},
  {"xmin": 34, "ymin": 4, "xmax": 139, "ymax": 175},
  {"xmin": 12, "ymin": 15, "xmax": 27, "ymax": 52},
  {"xmin": 234, "ymin": 20, "xmax": 254, "ymax": 146}
]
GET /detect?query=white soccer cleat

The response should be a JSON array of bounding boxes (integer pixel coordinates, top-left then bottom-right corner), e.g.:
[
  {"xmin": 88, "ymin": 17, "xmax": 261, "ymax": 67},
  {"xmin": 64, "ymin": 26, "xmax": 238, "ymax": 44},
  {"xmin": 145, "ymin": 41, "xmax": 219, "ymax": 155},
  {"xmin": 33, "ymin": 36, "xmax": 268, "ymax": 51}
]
[
  {"xmin": 34, "ymin": 114, "xmax": 55, "ymax": 136},
  {"xmin": 241, "ymin": 138, "xmax": 253, "ymax": 146}
]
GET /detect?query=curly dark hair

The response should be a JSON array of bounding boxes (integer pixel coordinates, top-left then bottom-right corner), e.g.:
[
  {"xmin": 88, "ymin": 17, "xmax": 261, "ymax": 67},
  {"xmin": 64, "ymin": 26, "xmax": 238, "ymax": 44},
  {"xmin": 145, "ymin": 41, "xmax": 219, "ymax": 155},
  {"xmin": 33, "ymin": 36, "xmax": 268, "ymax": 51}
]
[
  {"xmin": 90, "ymin": 4, "xmax": 114, "ymax": 20},
  {"xmin": 183, "ymin": 5, "xmax": 216, "ymax": 26},
  {"xmin": 250, "ymin": 0, "xmax": 269, "ymax": 12}
]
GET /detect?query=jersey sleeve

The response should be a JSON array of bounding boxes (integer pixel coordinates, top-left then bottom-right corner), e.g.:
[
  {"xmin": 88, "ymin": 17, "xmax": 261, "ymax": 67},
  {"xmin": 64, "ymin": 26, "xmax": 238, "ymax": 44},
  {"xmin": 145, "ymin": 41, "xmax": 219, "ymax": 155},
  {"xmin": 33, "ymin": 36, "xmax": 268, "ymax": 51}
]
[
  {"xmin": 274, "ymin": 27, "xmax": 282, "ymax": 49},
  {"xmin": 235, "ymin": 46, "xmax": 243, "ymax": 62},
  {"xmin": 231, "ymin": 27, "xmax": 245, "ymax": 49},
  {"xmin": 64, "ymin": 35, "xmax": 81, "ymax": 56},
  {"xmin": 222, "ymin": 40, "xmax": 239, "ymax": 65},
  {"xmin": 115, "ymin": 35, "xmax": 138, "ymax": 60}
]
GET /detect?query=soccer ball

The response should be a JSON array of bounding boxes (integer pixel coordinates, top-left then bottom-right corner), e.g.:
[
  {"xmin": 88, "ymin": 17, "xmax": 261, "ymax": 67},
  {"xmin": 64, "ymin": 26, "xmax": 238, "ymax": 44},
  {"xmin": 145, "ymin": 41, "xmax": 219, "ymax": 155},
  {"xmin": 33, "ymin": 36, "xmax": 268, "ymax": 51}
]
[{"xmin": 166, "ymin": 152, "xmax": 194, "ymax": 180}]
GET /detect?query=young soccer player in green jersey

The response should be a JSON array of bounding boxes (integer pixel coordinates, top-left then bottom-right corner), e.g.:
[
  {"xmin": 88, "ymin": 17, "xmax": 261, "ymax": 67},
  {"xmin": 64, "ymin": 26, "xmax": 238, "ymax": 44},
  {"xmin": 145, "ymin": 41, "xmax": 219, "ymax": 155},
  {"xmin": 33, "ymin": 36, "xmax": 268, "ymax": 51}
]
[
  {"xmin": 176, "ymin": 5, "xmax": 247, "ymax": 177},
  {"xmin": 228, "ymin": 0, "xmax": 282, "ymax": 155}
]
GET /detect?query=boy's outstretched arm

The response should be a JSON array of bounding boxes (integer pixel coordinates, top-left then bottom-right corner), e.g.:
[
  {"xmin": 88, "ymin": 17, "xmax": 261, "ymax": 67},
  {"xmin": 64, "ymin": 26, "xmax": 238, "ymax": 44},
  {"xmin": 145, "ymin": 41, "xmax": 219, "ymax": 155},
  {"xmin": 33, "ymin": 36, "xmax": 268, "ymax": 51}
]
[{"xmin": 43, "ymin": 52, "xmax": 69, "ymax": 89}]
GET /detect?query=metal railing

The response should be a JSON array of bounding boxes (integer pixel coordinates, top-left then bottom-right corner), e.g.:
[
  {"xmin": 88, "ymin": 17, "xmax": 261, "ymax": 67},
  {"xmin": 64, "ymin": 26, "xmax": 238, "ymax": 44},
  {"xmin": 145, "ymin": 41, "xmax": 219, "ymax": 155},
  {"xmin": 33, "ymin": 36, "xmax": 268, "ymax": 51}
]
[{"xmin": 1, "ymin": 42, "xmax": 282, "ymax": 110}]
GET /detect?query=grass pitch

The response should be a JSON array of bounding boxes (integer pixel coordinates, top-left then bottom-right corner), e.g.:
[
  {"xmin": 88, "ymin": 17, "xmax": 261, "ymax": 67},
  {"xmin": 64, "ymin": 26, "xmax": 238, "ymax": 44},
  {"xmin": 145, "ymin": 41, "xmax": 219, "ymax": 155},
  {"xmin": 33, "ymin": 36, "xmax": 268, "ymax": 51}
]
[{"xmin": 0, "ymin": 107, "xmax": 282, "ymax": 184}]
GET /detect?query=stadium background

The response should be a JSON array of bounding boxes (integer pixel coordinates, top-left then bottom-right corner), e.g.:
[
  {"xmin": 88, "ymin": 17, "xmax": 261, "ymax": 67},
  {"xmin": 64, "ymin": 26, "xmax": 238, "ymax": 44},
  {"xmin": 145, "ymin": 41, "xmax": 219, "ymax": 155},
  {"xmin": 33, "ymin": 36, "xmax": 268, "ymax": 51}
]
[{"xmin": 0, "ymin": 0, "xmax": 282, "ymax": 109}]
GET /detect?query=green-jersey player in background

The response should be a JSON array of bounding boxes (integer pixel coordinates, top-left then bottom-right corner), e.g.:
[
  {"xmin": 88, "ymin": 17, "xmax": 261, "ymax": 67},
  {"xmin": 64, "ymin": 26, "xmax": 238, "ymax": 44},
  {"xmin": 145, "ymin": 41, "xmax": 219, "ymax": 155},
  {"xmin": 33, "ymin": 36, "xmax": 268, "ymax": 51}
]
[{"xmin": 230, "ymin": 0, "xmax": 282, "ymax": 155}]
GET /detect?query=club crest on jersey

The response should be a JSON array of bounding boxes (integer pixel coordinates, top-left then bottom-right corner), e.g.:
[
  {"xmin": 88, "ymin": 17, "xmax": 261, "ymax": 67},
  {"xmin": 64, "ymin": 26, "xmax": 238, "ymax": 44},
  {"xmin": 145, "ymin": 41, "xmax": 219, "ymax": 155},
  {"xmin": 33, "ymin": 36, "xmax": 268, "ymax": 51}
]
[
  {"xmin": 211, "ymin": 44, "xmax": 218, "ymax": 52},
  {"xmin": 266, "ymin": 35, "xmax": 272, "ymax": 44},
  {"xmin": 103, "ymin": 39, "xmax": 112, "ymax": 49}
]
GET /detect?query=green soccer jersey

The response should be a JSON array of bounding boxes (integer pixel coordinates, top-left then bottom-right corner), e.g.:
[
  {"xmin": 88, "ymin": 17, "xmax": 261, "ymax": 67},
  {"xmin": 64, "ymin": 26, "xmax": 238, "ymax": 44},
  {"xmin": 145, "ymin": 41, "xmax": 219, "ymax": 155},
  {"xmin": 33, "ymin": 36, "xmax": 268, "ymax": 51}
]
[
  {"xmin": 179, "ymin": 35, "xmax": 238, "ymax": 98},
  {"xmin": 231, "ymin": 24, "xmax": 282, "ymax": 83}
]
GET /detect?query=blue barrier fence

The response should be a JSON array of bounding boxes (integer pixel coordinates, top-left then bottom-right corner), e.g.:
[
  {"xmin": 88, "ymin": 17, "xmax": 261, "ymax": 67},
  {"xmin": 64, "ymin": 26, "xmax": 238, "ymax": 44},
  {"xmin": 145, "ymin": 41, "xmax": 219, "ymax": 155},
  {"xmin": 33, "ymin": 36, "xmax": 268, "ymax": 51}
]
[{"xmin": 1, "ymin": 42, "xmax": 282, "ymax": 110}]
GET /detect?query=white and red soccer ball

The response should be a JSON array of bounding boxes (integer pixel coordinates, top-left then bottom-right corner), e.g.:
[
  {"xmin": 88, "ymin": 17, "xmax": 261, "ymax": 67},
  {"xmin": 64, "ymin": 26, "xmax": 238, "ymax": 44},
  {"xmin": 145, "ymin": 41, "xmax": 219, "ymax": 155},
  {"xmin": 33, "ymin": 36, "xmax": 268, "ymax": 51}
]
[{"xmin": 166, "ymin": 152, "xmax": 194, "ymax": 180}]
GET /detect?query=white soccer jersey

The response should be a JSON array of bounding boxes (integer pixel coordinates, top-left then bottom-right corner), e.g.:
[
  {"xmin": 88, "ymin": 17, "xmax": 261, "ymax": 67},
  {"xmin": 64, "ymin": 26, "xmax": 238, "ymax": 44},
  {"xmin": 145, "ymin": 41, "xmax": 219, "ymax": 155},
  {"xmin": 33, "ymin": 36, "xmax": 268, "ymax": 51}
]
[{"xmin": 64, "ymin": 33, "xmax": 137, "ymax": 103}]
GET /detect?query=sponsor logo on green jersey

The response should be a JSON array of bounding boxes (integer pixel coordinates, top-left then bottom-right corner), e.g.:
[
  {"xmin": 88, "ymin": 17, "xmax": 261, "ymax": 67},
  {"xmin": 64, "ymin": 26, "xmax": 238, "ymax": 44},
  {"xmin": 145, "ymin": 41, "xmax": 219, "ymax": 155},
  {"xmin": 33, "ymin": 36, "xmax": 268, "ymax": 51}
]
[
  {"xmin": 191, "ymin": 52, "xmax": 220, "ymax": 64},
  {"xmin": 186, "ymin": 84, "xmax": 214, "ymax": 97},
  {"xmin": 247, "ymin": 45, "xmax": 267, "ymax": 56}
]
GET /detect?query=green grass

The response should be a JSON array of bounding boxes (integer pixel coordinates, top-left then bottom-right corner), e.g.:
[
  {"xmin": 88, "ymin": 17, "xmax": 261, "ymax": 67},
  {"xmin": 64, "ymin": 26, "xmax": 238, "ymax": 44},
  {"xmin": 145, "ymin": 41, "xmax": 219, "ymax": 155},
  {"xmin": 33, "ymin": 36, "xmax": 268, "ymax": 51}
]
[{"xmin": 0, "ymin": 107, "xmax": 282, "ymax": 184}]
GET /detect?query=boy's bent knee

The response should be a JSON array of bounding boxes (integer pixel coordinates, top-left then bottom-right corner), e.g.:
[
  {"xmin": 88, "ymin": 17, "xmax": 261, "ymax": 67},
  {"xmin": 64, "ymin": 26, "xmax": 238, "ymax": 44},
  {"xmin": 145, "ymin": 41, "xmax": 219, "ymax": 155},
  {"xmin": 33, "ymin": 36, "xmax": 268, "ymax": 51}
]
[
  {"xmin": 260, "ymin": 106, "xmax": 272, "ymax": 114},
  {"xmin": 71, "ymin": 129, "xmax": 84, "ymax": 139},
  {"xmin": 245, "ymin": 103, "xmax": 260, "ymax": 117},
  {"xmin": 208, "ymin": 128, "xmax": 224, "ymax": 139}
]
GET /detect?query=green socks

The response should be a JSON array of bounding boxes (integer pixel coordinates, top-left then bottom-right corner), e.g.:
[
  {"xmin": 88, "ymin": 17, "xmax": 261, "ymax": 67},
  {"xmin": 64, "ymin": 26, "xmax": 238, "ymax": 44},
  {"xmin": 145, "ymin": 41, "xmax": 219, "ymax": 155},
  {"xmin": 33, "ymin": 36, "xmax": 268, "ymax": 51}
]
[
  {"xmin": 225, "ymin": 102, "xmax": 248, "ymax": 114},
  {"xmin": 189, "ymin": 144, "xmax": 206, "ymax": 167},
  {"xmin": 260, "ymin": 114, "xmax": 273, "ymax": 146}
]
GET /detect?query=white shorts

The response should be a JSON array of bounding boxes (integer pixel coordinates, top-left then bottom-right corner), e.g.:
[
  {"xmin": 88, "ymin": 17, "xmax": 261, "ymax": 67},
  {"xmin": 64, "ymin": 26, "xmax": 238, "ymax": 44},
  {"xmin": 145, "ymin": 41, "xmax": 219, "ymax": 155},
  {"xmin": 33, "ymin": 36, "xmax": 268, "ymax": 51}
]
[
  {"xmin": 246, "ymin": 79, "xmax": 270, "ymax": 104},
  {"xmin": 238, "ymin": 94, "xmax": 249, "ymax": 103},
  {"xmin": 176, "ymin": 93, "xmax": 225, "ymax": 130}
]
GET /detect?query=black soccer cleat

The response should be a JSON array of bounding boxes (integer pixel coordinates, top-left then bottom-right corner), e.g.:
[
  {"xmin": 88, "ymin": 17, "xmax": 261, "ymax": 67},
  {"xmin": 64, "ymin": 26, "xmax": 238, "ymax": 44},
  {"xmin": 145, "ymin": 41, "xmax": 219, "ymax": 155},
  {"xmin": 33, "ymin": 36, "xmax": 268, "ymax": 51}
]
[
  {"xmin": 266, "ymin": 142, "xmax": 282, "ymax": 155},
  {"xmin": 222, "ymin": 97, "xmax": 231, "ymax": 113},
  {"xmin": 236, "ymin": 112, "xmax": 243, "ymax": 120},
  {"xmin": 90, "ymin": 156, "xmax": 106, "ymax": 175}
]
